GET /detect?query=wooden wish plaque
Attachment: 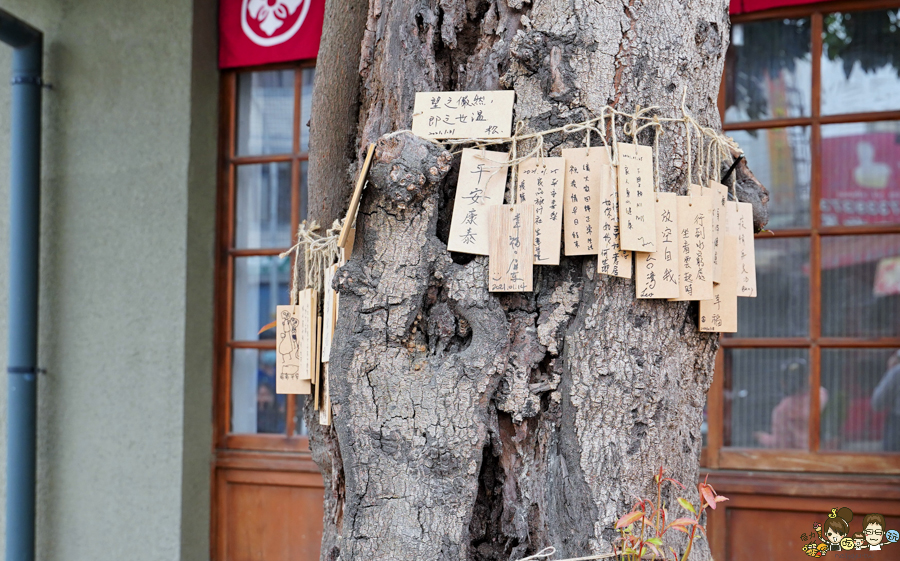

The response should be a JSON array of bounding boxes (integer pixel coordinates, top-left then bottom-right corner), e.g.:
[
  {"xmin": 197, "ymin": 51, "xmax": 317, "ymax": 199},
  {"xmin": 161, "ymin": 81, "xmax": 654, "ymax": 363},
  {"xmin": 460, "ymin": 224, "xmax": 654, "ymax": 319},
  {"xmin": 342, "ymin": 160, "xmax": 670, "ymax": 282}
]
[
  {"xmin": 412, "ymin": 91, "xmax": 515, "ymax": 139},
  {"xmin": 671, "ymin": 190, "xmax": 714, "ymax": 302},
  {"xmin": 598, "ymin": 163, "xmax": 633, "ymax": 278},
  {"xmin": 517, "ymin": 158, "xmax": 565, "ymax": 265},
  {"xmin": 636, "ymin": 192, "xmax": 680, "ymax": 299},
  {"xmin": 733, "ymin": 201, "xmax": 758, "ymax": 297},
  {"xmin": 708, "ymin": 181, "xmax": 728, "ymax": 284},
  {"xmin": 700, "ymin": 234, "xmax": 739, "ymax": 332},
  {"xmin": 447, "ymin": 149, "xmax": 509, "ymax": 255},
  {"xmin": 616, "ymin": 143, "xmax": 657, "ymax": 252},
  {"xmin": 488, "ymin": 204, "xmax": 534, "ymax": 292},
  {"xmin": 321, "ymin": 264, "xmax": 338, "ymax": 363},
  {"xmin": 561, "ymin": 147, "xmax": 604, "ymax": 256},
  {"xmin": 275, "ymin": 289, "xmax": 317, "ymax": 395}
]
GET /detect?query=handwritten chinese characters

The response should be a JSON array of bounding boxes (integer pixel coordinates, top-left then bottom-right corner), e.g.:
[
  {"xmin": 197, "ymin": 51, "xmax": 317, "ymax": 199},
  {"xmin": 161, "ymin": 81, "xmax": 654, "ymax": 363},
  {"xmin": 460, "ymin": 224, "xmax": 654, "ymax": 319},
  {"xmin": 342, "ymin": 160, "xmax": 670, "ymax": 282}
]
[
  {"xmin": 636, "ymin": 192, "xmax": 680, "ymax": 299},
  {"xmin": 672, "ymin": 192, "xmax": 713, "ymax": 301},
  {"xmin": 700, "ymin": 234, "xmax": 738, "ymax": 332},
  {"xmin": 276, "ymin": 288, "xmax": 317, "ymax": 395},
  {"xmin": 732, "ymin": 201, "xmax": 758, "ymax": 297},
  {"xmin": 617, "ymin": 143, "xmax": 657, "ymax": 252},
  {"xmin": 489, "ymin": 204, "xmax": 534, "ymax": 292},
  {"xmin": 598, "ymin": 163, "xmax": 633, "ymax": 278},
  {"xmin": 517, "ymin": 158, "xmax": 565, "ymax": 265},
  {"xmin": 412, "ymin": 91, "xmax": 515, "ymax": 139},
  {"xmin": 562, "ymin": 147, "xmax": 603, "ymax": 256},
  {"xmin": 708, "ymin": 181, "xmax": 728, "ymax": 284},
  {"xmin": 447, "ymin": 149, "xmax": 510, "ymax": 255}
]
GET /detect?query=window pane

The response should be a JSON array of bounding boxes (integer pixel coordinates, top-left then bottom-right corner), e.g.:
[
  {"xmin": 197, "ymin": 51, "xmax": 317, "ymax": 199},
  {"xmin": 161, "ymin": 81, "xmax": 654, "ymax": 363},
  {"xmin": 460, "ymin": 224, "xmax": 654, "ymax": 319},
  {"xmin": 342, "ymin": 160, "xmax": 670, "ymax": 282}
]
[
  {"xmin": 821, "ymin": 348, "xmax": 900, "ymax": 452},
  {"xmin": 233, "ymin": 256, "xmax": 291, "ymax": 341},
  {"xmin": 231, "ymin": 349, "xmax": 286, "ymax": 434},
  {"xmin": 725, "ymin": 348, "xmax": 812, "ymax": 449},
  {"xmin": 299, "ymin": 159, "xmax": 308, "ymax": 222},
  {"xmin": 821, "ymin": 121, "xmax": 900, "ymax": 227},
  {"xmin": 300, "ymin": 67, "xmax": 315, "ymax": 153},
  {"xmin": 236, "ymin": 70, "xmax": 295, "ymax": 156},
  {"xmin": 821, "ymin": 234, "xmax": 900, "ymax": 338},
  {"xmin": 294, "ymin": 395, "xmax": 309, "ymax": 436},
  {"xmin": 821, "ymin": 9, "xmax": 900, "ymax": 116},
  {"xmin": 724, "ymin": 19, "xmax": 811, "ymax": 123},
  {"xmin": 235, "ymin": 162, "xmax": 293, "ymax": 249},
  {"xmin": 729, "ymin": 127, "xmax": 811, "ymax": 229},
  {"xmin": 734, "ymin": 237, "xmax": 809, "ymax": 338}
]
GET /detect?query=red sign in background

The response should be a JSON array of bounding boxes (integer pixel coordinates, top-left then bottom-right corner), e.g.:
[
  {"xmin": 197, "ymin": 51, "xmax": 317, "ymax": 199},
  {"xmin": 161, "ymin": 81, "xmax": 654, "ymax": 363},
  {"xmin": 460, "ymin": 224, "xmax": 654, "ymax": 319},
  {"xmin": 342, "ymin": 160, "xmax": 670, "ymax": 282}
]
[
  {"xmin": 729, "ymin": 0, "xmax": 823, "ymax": 13},
  {"xmin": 219, "ymin": 0, "xmax": 325, "ymax": 69}
]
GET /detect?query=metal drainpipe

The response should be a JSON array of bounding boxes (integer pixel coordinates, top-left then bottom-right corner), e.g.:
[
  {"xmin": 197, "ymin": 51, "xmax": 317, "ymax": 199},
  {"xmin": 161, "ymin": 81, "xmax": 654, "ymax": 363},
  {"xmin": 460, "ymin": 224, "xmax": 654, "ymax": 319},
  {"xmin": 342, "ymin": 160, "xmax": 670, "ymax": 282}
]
[{"xmin": 0, "ymin": 9, "xmax": 43, "ymax": 561}]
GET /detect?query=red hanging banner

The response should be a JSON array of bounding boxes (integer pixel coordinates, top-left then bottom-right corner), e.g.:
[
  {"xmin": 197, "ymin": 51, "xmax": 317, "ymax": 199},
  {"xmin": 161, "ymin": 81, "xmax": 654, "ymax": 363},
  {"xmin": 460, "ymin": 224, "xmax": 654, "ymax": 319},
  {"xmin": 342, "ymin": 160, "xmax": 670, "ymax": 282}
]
[{"xmin": 219, "ymin": 0, "xmax": 325, "ymax": 69}]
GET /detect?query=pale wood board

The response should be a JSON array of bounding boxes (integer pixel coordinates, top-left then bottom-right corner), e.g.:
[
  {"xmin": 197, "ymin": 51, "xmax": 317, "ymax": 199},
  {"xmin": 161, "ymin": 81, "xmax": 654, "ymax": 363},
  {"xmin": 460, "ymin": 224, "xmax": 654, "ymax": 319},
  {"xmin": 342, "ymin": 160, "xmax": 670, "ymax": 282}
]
[
  {"xmin": 447, "ymin": 149, "xmax": 510, "ymax": 255},
  {"xmin": 341, "ymin": 227, "xmax": 355, "ymax": 264},
  {"xmin": 517, "ymin": 157, "xmax": 565, "ymax": 265},
  {"xmin": 616, "ymin": 142, "xmax": 657, "ymax": 252},
  {"xmin": 561, "ymin": 147, "xmax": 604, "ymax": 256},
  {"xmin": 636, "ymin": 192, "xmax": 680, "ymax": 299},
  {"xmin": 671, "ymin": 193, "xmax": 714, "ymax": 301},
  {"xmin": 319, "ymin": 363, "xmax": 332, "ymax": 426},
  {"xmin": 488, "ymin": 204, "xmax": 535, "ymax": 292},
  {"xmin": 700, "ymin": 234, "xmax": 739, "ymax": 332},
  {"xmin": 411, "ymin": 90, "xmax": 515, "ymax": 139},
  {"xmin": 314, "ymin": 316, "xmax": 322, "ymax": 386},
  {"xmin": 735, "ymin": 201, "xmax": 758, "ymax": 297},
  {"xmin": 708, "ymin": 181, "xmax": 728, "ymax": 284},
  {"xmin": 597, "ymin": 163, "xmax": 633, "ymax": 278},
  {"xmin": 275, "ymin": 304, "xmax": 301, "ymax": 394},
  {"xmin": 321, "ymin": 264, "xmax": 338, "ymax": 363},
  {"xmin": 338, "ymin": 144, "xmax": 376, "ymax": 249}
]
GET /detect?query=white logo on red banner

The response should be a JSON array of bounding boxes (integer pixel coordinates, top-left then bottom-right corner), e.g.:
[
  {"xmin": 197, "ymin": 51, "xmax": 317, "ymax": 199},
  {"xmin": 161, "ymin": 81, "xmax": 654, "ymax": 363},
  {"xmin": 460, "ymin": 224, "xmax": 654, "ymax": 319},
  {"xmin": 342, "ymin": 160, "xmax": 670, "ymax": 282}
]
[{"xmin": 241, "ymin": 0, "xmax": 310, "ymax": 46}]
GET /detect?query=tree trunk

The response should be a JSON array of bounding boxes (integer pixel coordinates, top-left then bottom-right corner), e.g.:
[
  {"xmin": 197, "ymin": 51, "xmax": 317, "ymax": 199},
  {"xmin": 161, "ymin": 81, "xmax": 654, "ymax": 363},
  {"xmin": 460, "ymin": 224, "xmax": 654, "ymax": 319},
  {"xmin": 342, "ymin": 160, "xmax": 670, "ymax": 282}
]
[{"xmin": 308, "ymin": 1, "xmax": 765, "ymax": 560}]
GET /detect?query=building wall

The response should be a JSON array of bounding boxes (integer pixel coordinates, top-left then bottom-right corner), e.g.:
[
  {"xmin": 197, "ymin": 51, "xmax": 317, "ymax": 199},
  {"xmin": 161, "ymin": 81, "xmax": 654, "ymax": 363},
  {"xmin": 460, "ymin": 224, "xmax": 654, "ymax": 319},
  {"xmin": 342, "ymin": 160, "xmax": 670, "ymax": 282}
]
[{"xmin": 0, "ymin": 1, "xmax": 218, "ymax": 559}]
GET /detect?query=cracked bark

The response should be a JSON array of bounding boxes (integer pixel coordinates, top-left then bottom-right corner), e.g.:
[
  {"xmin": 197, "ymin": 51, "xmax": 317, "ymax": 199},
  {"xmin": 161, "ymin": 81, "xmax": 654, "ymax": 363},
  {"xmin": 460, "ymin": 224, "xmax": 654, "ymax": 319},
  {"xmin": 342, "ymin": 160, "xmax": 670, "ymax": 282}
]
[{"xmin": 308, "ymin": 1, "xmax": 766, "ymax": 560}]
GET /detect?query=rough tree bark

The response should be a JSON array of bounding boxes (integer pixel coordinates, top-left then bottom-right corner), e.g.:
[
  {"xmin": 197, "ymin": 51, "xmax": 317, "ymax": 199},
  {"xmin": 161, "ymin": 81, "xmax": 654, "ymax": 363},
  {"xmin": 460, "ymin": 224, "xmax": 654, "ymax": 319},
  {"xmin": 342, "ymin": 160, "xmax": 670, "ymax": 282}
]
[{"xmin": 307, "ymin": 1, "xmax": 769, "ymax": 560}]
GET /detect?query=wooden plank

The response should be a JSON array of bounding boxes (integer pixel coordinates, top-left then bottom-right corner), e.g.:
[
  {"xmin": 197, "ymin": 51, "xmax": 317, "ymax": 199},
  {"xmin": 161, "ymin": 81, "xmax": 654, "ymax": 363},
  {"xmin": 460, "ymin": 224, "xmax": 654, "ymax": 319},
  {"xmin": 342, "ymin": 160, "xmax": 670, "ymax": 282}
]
[
  {"xmin": 411, "ymin": 90, "xmax": 515, "ymax": 139},
  {"xmin": 616, "ymin": 142, "xmax": 657, "ymax": 252},
  {"xmin": 488, "ymin": 204, "xmax": 534, "ymax": 292},
  {"xmin": 699, "ymin": 234, "xmax": 739, "ymax": 332},
  {"xmin": 598, "ymin": 163, "xmax": 633, "ymax": 278},
  {"xmin": 708, "ymin": 181, "xmax": 728, "ymax": 283},
  {"xmin": 517, "ymin": 157, "xmax": 565, "ymax": 265},
  {"xmin": 447, "ymin": 148, "xmax": 509, "ymax": 255},
  {"xmin": 671, "ymin": 192, "xmax": 714, "ymax": 301},
  {"xmin": 636, "ymin": 192, "xmax": 679, "ymax": 299},
  {"xmin": 338, "ymin": 143, "xmax": 376, "ymax": 248},
  {"xmin": 561, "ymin": 147, "xmax": 604, "ymax": 256}
]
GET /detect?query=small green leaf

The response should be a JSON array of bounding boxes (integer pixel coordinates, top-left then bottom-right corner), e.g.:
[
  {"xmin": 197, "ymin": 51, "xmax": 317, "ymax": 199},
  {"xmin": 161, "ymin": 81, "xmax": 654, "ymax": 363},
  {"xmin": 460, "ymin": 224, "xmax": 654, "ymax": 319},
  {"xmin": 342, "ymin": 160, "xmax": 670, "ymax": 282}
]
[{"xmin": 677, "ymin": 497, "xmax": 697, "ymax": 515}]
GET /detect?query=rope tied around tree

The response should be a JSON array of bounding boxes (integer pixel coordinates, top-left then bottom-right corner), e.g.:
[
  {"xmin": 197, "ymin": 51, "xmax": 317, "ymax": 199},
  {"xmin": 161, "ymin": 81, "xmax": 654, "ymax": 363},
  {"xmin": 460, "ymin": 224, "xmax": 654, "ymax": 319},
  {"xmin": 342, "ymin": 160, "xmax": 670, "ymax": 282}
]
[{"xmin": 280, "ymin": 219, "xmax": 342, "ymax": 303}]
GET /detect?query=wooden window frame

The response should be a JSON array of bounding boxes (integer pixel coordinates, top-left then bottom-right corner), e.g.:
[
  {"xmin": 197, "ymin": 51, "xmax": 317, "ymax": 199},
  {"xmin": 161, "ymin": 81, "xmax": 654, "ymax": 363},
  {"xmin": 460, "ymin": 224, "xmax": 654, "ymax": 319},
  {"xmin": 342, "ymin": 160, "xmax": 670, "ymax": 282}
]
[
  {"xmin": 706, "ymin": 0, "xmax": 900, "ymax": 474},
  {"xmin": 213, "ymin": 60, "xmax": 316, "ymax": 454}
]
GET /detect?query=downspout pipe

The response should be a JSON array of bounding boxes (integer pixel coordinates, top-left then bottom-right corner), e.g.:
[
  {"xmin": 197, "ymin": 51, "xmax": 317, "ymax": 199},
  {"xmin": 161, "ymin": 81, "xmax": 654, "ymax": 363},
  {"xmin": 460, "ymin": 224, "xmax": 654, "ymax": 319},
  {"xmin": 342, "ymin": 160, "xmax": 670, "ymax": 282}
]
[{"xmin": 0, "ymin": 9, "xmax": 42, "ymax": 561}]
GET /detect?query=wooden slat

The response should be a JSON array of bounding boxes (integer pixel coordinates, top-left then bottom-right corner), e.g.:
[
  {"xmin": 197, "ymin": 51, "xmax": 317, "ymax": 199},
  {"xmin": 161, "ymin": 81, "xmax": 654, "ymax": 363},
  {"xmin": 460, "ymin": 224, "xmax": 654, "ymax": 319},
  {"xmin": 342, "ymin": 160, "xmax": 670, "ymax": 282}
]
[
  {"xmin": 718, "ymin": 449, "xmax": 900, "ymax": 474},
  {"xmin": 338, "ymin": 143, "xmax": 376, "ymax": 248},
  {"xmin": 702, "ymin": 469, "xmax": 900, "ymax": 500},
  {"xmin": 230, "ymin": 153, "xmax": 294, "ymax": 165},
  {"xmin": 225, "ymin": 433, "xmax": 309, "ymax": 453},
  {"xmin": 229, "ymin": 247, "xmax": 289, "ymax": 257},
  {"xmin": 214, "ymin": 450, "xmax": 321, "ymax": 473}
]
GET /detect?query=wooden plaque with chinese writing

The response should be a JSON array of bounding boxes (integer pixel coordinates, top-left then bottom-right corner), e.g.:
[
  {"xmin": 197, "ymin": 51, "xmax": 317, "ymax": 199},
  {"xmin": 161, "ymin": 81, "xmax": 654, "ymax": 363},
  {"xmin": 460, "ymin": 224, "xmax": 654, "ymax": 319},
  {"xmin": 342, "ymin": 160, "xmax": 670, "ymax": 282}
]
[
  {"xmin": 636, "ymin": 192, "xmax": 680, "ymax": 299},
  {"xmin": 700, "ymin": 234, "xmax": 739, "ymax": 332},
  {"xmin": 517, "ymin": 158, "xmax": 565, "ymax": 265},
  {"xmin": 730, "ymin": 201, "xmax": 758, "ymax": 297},
  {"xmin": 447, "ymin": 149, "xmax": 509, "ymax": 255},
  {"xmin": 598, "ymin": 164, "xmax": 633, "ymax": 278},
  {"xmin": 412, "ymin": 91, "xmax": 515, "ymax": 139},
  {"xmin": 616, "ymin": 143, "xmax": 657, "ymax": 252},
  {"xmin": 321, "ymin": 264, "xmax": 338, "ymax": 363},
  {"xmin": 671, "ymin": 193, "xmax": 714, "ymax": 301},
  {"xmin": 561, "ymin": 147, "xmax": 604, "ymax": 256},
  {"xmin": 488, "ymin": 204, "xmax": 534, "ymax": 292},
  {"xmin": 708, "ymin": 181, "xmax": 728, "ymax": 284}
]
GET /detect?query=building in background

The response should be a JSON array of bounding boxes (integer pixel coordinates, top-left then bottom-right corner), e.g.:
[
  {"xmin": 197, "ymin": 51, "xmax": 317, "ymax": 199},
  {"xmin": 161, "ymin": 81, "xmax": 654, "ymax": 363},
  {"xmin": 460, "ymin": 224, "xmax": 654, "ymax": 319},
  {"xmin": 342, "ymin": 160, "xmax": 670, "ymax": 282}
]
[{"xmin": 0, "ymin": 1, "xmax": 896, "ymax": 561}]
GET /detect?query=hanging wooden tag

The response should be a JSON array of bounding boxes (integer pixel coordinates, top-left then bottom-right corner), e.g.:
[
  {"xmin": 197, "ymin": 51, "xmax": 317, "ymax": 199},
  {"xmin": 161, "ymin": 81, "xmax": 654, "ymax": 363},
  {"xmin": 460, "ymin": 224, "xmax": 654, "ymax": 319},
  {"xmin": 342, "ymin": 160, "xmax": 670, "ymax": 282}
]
[
  {"xmin": 731, "ymin": 201, "xmax": 758, "ymax": 297},
  {"xmin": 412, "ymin": 91, "xmax": 515, "ymax": 139},
  {"xmin": 338, "ymin": 144, "xmax": 376, "ymax": 249},
  {"xmin": 671, "ymin": 191, "xmax": 714, "ymax": 301},
  {"xmin": 598, "ymin": 163, "xmax": 633, "ymax": 279},
  {"xmin": 616, "ymin": 143, "xmax": 657, "ymax": 252},
  {"xmin": 708, "ymin": 181, "xmax": 728, "ymax": 284},
  {"xmin": 321, "ymin": 264, "xmax": 338, "ymax": 363},
  {"xmin": 276, "ymin": 289, "xmax": 316, "ymax": 394},
  {"xmin": 700, "ymin": 234, "xmax": 739, "ymax": 332},
  {"xmin": 488, "ymin": 204, "xmax": 534, "ymax": 292},
  {"xmin": 636, "ymin": 192, "xmax": 680, "ymax": 299},
  {"xmin": 517, "ymin": 158, "xmax": 565, "ymax": 265},
  {"xmin": 447, "ymin": 149, "xmax": 509, "ymax": 255},
  {"xmin": 314, "ymin": 316, "xmax": 322, "ymax": 386},
  {"xmin": 561, "ymin": 147, "xmax": 604, "ymax": 256}
]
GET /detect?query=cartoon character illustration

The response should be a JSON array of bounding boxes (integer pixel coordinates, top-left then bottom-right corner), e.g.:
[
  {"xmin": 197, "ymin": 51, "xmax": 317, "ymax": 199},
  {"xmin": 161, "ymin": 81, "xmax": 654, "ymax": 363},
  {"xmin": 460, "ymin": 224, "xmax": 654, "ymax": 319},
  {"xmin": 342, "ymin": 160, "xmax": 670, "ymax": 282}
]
[
  {"xmin": 852, "ymin": 531, "xmax": 868, "ymax": 550},
  {"xmin": 801, "ymin": 542, "xmax": 828, "ymax": 558},
  {"xmin": 289, "ymin": 317, "xmax": 300, "ymax": 358},
  {"xmin": 863, "ymin": 513, "xmax": 897, "ymax": 552},
  {"xmin": 818, "ymin": 507, "xmax": 853, "ymax": 552}
]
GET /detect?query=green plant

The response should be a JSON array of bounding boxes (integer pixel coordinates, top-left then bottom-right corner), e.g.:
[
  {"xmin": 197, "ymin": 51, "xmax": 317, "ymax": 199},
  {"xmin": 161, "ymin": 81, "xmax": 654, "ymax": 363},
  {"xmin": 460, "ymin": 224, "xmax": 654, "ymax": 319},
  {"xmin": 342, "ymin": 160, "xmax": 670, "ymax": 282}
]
[{"xmin": 613, "ymin": 467, "xmax": 728, "ymax": 561}]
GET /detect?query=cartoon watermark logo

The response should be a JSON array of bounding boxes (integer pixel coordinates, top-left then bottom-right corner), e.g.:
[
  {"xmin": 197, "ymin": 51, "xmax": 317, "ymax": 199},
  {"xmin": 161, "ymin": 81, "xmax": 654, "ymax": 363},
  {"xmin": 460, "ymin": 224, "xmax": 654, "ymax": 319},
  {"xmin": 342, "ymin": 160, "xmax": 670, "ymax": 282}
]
[{"xmin": 800, "ymin": 508, "xmax": 897, "ymax": 556}]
